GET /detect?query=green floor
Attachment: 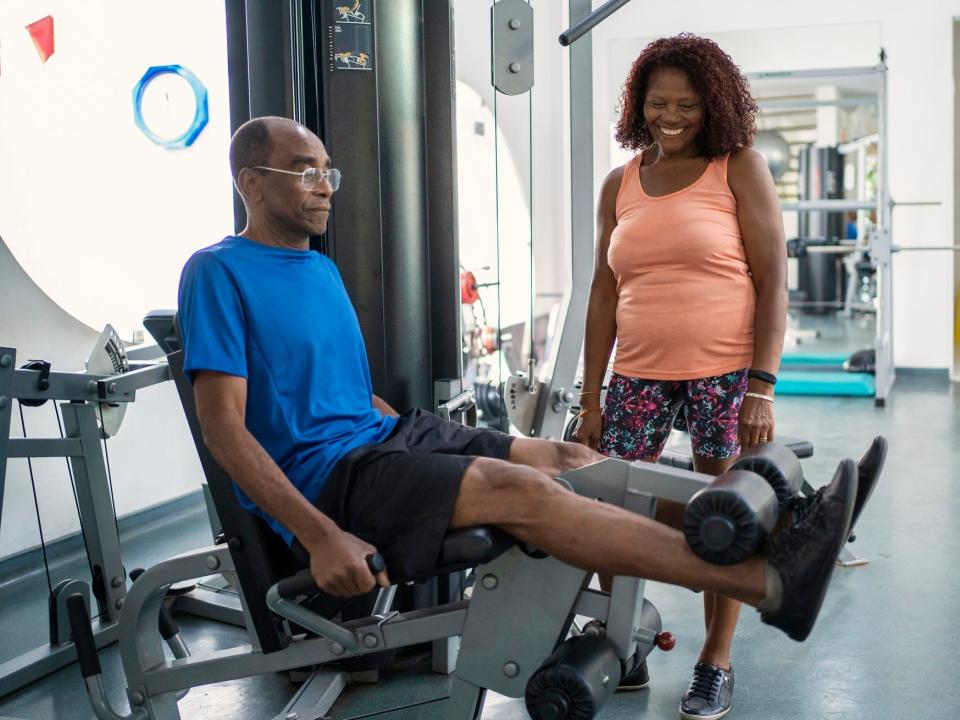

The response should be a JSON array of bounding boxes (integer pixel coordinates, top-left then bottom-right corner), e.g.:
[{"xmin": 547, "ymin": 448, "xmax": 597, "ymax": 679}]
[{"xmin": 1, "ymin": 368, "xmax": 957, "ymax": 719}]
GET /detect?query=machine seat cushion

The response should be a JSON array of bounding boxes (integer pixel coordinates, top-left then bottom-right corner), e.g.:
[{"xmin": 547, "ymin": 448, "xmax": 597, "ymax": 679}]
[{"xmin": 436, "ymin": 526, "xmax": 516, "ymax": 571}]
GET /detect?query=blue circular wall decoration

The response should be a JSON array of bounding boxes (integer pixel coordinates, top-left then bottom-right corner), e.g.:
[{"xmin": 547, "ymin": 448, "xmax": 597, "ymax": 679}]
[{"xmin": 132, "ymin": 64, "xmax": 209, "ymax": 149}]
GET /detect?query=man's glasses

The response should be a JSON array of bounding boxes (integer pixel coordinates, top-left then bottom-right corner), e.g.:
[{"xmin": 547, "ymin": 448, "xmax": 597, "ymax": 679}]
[{"xmin": 253, "ymin": 166, "xmax": 342, "ymax": 192}]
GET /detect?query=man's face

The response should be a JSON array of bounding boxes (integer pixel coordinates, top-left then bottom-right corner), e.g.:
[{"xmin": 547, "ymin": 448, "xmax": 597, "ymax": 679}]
[{"xmin": 257, "ymin": 125, "xmax": 334, "ymax": 237}]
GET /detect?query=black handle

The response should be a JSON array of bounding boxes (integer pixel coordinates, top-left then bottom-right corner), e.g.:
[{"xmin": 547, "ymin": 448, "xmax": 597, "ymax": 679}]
[
  {"xmin": 276, "ymin": 570, "xmax": 318, "ymax": 599},
  {"xmin": 276, "ymin": 553, "xmax": 386, "ymax": 600},
  {"xmin": 66, "ymin": 594, "xmax": 102, "ymax": 678},
  {"xmin": 366, "ymin": 553, "xmax": 386, "ymax": 575},
  {"xmin": 130, "ymin": 568, "xmax": 180, "ymax": 640}
]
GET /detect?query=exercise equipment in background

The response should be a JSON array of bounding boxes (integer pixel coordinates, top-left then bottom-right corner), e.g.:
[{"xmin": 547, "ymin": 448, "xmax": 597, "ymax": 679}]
[{"xmin": 777, "ymin": 349, "xmax": 875, "ymax": 396}]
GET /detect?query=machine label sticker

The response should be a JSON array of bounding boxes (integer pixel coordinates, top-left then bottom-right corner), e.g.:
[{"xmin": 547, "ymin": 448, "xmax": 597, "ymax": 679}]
[{"xmin": 331, "ymin": 0, "xmax": 373, "ymax": 71}]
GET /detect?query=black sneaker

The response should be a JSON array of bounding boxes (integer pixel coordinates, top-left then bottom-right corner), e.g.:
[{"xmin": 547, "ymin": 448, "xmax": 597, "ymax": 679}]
[
  {"xmin": 762, "ymin": 459, "xmax": 857, "ymax": 641},
  {"xmin": 582, "ymin": 619, "xmax": 651, "ymax": 690},
  {"xmin": 618, "ymin": 656, "xmax": 650, "ymax": 691},
  {"xmin": 679, "ymin": 663, "xmax": 734, "ymax": 720},
  {"xmin": 790, "ymin": 436, "xmax": 886, "ymax": 534}
]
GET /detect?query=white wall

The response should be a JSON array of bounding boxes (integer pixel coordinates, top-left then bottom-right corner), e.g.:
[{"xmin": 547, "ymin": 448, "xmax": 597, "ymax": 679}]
[
  {"xmin": 0, "ymin": 1, "xmax": 231, "ymax": 559},
  {"xmin": 591, "ymin": 1, "xmax": 958, "ymax": 369},
  {"xmin": 0, "ymin": 1, "xmax": 235, "ymax": 343}
]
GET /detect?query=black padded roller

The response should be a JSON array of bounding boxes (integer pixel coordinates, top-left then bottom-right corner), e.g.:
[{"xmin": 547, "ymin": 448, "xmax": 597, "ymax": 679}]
[
  {"xmin": 525, "ymin": 635, "xmax": 621, "ymax": 720},
  {"xmin": 66, "ymin": 594, "xmax": 102, "ymax": 679},
  {"xmin": 684, "ymin": 470, "xmax": 779, "ymax": 566},
  {"xmin": 731, "ymin": 442, "xmax": 805, "ymax": 510}
]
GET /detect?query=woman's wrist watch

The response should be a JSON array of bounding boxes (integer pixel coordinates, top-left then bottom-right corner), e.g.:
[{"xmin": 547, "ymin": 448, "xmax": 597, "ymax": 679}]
[{"xmin": 747, "ymin": 369, "xmax": 777, "ymax": 386}]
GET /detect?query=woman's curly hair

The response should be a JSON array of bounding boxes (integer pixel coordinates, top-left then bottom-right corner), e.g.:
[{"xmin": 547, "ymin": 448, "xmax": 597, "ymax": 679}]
[{"xmin": 615, "ymin": 34, "xmax": 757, "ymax": 159}]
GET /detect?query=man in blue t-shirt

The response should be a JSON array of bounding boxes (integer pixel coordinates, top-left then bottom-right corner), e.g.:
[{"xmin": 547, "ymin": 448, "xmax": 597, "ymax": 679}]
[{"xmin": 176, "ymin": 116, "xmax": 862, "ymax": 644}]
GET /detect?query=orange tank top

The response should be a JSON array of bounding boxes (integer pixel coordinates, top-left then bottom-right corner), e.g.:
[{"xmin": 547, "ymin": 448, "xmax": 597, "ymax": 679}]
[{"xmin": 607, "ymin": 153, "xmax": 755, "ymax": 380}]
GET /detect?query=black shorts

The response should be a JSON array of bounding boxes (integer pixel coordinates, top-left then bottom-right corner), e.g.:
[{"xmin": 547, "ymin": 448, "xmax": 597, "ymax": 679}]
[{"xmin": 292, "ymin": 409, "xmax": 515, "ymax": 582}]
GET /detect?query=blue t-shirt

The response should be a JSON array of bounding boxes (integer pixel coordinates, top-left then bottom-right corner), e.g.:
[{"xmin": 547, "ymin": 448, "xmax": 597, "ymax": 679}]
[{"xmin": 177, "ymin": 236, "xmax": 398, "ymax": 545}]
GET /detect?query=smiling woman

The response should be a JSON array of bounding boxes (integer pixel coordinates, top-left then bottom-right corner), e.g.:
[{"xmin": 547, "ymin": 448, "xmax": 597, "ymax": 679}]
[
  {"xmin": 572, "ymin": 33, "xmax": 788, "ymax": 720},
  {"xmin": 614, "ymin": 33, "xmax": 757, "ymax": 159}
]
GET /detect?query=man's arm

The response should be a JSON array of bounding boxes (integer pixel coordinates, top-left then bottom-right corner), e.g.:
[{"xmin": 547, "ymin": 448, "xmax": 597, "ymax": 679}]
[
  {"xmin": 372, "ymin": 393, "xmax": 399, "ymax": 417},
  {"xmin": 193, "ymin": 371, "xmax": 390, "ymax": 595}
]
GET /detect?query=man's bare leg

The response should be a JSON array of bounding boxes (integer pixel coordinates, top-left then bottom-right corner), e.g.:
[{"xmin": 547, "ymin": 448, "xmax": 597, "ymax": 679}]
[
  {"xmin": 449, "ymin": 458, "xmax": 768, "ymax": 607},
  {"xmin": 508, "ymin": 437, "xmax": 604, "ymax": 477},
  {"xmin": 598, "ymin": 458, "xmax": 683, "ymax": 591}
]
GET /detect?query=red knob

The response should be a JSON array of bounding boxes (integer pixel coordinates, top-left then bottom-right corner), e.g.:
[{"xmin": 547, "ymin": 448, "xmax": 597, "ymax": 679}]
[
  {"xmin": 460, "ymin": 271, "xmax": 479, "ymax": 304},
  {"xmin": 655, "ymin": 632, "xmax": 676, "ymax": 651}
]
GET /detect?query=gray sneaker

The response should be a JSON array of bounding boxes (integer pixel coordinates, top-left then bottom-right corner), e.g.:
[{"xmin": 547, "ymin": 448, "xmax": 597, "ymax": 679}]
[{"xmin": 680, "ymin": 662, "xmax": 734, "ymax": 720}]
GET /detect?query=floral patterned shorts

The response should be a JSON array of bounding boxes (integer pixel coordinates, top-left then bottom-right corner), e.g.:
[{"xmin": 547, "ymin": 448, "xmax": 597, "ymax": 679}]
[{"xmin": 598, "ymin": 369, "xmax": 749, "ymax": 461}]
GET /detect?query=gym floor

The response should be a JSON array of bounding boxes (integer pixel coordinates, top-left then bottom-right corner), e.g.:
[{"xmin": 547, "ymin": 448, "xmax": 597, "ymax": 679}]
[{"xmin": 0, "ymin": 323, "xmax": 956, "ymax": 719}]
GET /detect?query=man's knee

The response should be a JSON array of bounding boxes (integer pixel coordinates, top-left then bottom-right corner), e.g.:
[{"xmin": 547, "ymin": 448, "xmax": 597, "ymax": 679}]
[
  {"xmin": 466, "ymin": 457, "xmax": 552, "ymax": 496},
  {"xmin": 555, "ymin": 440, "xmax": 602, "ymax": 471},
  {"xmin": 454, "ymin": 458, "xmax": 558, "ymax": 527}
]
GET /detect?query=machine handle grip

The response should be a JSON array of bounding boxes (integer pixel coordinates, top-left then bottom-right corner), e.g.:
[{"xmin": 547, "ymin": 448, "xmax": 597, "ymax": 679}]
[
  {"xmin": 366, "ymin": 553, "xmax": 386, "ymax": 575},
  {"xmin": 277, "ymin": 554, "xmax": 386, "ymax": 599},
  {"xmin": 66, "ymin": 594, "xmax": 102, "ymax": 678}
]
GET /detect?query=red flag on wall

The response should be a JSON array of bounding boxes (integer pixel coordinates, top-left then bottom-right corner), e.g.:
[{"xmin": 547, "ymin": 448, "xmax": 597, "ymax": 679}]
[{"xmin": 26, "ymin": 15, "xmax": 55, "ymax": 63}]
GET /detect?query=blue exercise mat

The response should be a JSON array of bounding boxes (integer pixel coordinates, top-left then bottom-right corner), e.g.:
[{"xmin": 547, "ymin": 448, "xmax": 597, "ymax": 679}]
[
  {"xmin": 780, "ymin": 353, "xmax": 850, "ymax": 367},
  {"xmin": 777, "ymin": 370, "xmax": 875, "ymax": 396}
]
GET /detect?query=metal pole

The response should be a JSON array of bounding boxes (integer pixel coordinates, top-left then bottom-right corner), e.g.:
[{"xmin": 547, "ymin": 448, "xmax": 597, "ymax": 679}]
[
  {"xmin": 377, "ymin": 0, "xmax": 433, "ymax": 412},
  {"xmin": 0, "ymin": 348, "xmax": 14, "ymax": 537},
  {"xmin": 875, "ymin": 59, "xmax": 894, "ymax": 406},
  {"xmin": 894, "ymin": 245, "xmax": 960, "ymax": 252},
  {"xmin": 60, "ymin": 403, "xmax": 128, "ymax": 622},
  {"xmin": 558, "ymin": 0, "xmax": 633, "ymax": 46},
  {"xmin": 288, "ymin": 0, "xmax": 306, "ymax": 124},
  {"xmin": 244, "ymin": 0, "xmax": 300, "ymax": 119},
  {"xmin": 531, "ymin": 0, "xmax": 596, "ymax": 439},
  {"xmin": 748, "ymin": 64, "xmax": 885, "ymax": 81},
  {"xmin": 423, "ymin": 0, "xmax": 463, "ymax": 385},
  {"xmin": 780, "ymin": 199, "xmax": 878, "ymax": 212}
]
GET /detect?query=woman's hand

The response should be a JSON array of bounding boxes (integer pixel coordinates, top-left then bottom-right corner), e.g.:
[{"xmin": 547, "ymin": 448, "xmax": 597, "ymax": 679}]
[
  {"xmin": 570, "ymin": 409, "xmax": 603, "ymax": 451},
  {"xmin": 738, "ymin": 391, "xmax": 775, "ymax": 449}
]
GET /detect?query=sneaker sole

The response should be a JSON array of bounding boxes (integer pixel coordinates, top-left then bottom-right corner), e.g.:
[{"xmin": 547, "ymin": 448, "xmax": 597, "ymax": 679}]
[
  {"xmin": 617, "ymin": 679, "xmax": 651, "ymax": 691},
  {"xmin": 679, "ymin": 705, "xmax": 732, "ymax": 720},
  {"xmin": 790, "ymin": 459, "xmax": 857, "ymax": 641},
  {"xmin": 851, "ymin": 436, "xmax": 887, "ymax": 531}
]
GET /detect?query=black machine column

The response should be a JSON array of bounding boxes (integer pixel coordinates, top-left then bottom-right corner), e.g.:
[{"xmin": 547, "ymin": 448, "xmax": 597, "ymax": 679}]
[
  {"xmin": 225, "ymin": 0, "xmax": 305, "ymax": 231},
  {"xmin": 227, "ymin": 0, "xmax": 461, "ymax": 413}
]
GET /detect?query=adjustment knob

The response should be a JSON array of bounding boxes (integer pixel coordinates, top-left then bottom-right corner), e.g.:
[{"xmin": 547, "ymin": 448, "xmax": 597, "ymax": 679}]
[{"xmin": 655, "ymin": 631, "xmax": 676, "ymax": 651}]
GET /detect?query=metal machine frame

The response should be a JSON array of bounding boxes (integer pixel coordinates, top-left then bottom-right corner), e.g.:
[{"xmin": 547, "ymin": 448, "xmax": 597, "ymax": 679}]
[
  {"xmin": 0, "ymin": 350, "xmax": 242, "ymax": 699},
  {"xmin": 74, "ymin": 445, "xmax": 749, "ymax": 720},
  {"xmin": 0, "ymin": 350, "xmax": 165, "ymax": 695},
  {"xmin": 62, "ymin": 309, "xmax": 771, "ymax": 720}
]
